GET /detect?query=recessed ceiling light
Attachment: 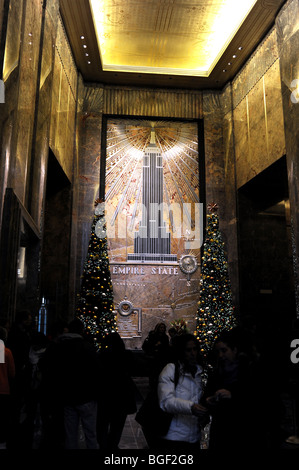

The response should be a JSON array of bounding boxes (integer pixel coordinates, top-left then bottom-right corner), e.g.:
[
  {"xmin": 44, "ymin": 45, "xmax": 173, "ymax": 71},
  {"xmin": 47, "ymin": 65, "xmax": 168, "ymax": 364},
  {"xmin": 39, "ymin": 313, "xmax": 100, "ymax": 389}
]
[
  {"xmin": 90, "ymin": 0, "xmax": 259, "ymax": 78},
  {"xmin": 228, "ymin": 62, "xmax": 232, "ymax": 66},
  {"xmin": 223, "ymin": 69, "xmax": 227, "ymax": 72},
  {"xmin": 238, "ymin": 46, "xmax": 243, "ymax": 50},
  {"xmin": 83, "ymin": 44, "xmax": 87, "ymax": 48},
  {"xmin": 81, "ymin": 35, "xmax": 85, "ymax": 39},
  {"xmin": 87, "ymin": 61, "xmax": 91, "ymax": 64},
  {"xmin": 85, "ymin": 53, "xmax": 89, "ymax": 56},
  {"xmin": 232, "ymin": 54, "xmax": 237, "ymax": 58}
]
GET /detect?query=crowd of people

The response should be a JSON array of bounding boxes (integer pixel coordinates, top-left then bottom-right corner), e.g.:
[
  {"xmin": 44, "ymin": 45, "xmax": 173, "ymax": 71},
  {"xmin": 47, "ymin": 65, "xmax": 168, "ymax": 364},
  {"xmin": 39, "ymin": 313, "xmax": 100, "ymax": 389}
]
[
  {"xmin": 0, "ymin": 313, "xmax": 298, "ymax": 452},
  {"xmin": 140, "ymin": 321, "xmax": 280, "ymax": 452},
  {"xmin": 0, "ymin": 311, "xmax": 137, "ymax": 450}
]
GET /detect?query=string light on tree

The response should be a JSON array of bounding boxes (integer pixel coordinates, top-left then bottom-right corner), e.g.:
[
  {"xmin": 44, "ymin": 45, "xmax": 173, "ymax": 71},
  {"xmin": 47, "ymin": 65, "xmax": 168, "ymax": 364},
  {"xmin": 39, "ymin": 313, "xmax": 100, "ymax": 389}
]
[
  {"xmin": 195, "ymin": 202, "xmax": 237, "ymax": 364},
  {"xmin": 76, "ymin": 198, "xmax": 117, "ymax": 348}
]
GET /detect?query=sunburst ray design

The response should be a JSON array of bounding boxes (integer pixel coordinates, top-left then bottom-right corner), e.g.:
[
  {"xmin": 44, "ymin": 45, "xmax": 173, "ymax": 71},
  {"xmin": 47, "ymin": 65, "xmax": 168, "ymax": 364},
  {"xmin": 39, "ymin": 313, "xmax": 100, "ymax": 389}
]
[{"xmin": 104, "ymin": 118, "xmax": 200, "ymax": 261}]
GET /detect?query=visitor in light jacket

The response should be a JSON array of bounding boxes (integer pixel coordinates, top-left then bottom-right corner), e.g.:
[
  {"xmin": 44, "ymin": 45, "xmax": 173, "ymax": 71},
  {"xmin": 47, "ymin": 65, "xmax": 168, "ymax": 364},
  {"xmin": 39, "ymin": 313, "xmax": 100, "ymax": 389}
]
[{"xmin": 157, "ymin": 333, "xmax": 208, "ymax": 452}]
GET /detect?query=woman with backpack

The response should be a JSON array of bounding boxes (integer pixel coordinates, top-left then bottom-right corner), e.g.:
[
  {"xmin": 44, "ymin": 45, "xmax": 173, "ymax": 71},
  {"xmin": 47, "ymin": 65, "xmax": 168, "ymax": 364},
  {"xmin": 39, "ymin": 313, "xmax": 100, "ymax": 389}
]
[{"xmin": 157, "ymin": 333, "xmax": 207, "ymax": 452}]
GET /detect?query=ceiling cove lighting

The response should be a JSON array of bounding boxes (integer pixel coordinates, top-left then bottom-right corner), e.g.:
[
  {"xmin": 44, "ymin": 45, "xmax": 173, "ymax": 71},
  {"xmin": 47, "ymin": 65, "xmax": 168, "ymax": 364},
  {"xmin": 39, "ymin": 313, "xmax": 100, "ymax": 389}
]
[{"xmin": 89, "ymin": 0, "xmax": 258, "ymax": 77}]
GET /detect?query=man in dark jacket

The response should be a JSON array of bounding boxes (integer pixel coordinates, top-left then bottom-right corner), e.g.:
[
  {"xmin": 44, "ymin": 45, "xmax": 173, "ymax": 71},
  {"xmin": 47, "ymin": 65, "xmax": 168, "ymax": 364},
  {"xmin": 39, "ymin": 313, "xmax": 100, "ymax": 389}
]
[{"xmin": 42, "ymin": 318, "xmax": 99, "ymax": 449}]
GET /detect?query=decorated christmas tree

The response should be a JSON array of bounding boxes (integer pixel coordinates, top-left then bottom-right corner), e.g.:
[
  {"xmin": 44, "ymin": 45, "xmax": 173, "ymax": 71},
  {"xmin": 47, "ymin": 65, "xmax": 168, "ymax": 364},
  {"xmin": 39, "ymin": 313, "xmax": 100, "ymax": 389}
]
[
  {"xmin": 76, "ymin": 198, "xmax": 117, "ymax": 348},
  {"xmin": 195, "ymin": 203, "xmax": 237, "ymax": 364}
]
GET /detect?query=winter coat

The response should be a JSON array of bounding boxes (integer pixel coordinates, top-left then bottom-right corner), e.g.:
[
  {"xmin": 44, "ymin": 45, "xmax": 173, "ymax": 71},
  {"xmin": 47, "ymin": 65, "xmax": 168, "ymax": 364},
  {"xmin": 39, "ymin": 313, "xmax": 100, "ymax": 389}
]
[
  {"xmin": 97, "ymin": 349, "xmax": 137, "ymax": 415},
  {"xmin": 158, "ymin": 362, "xmax": 204, "ymax": 444},
  {"xmin": 41, "ymin": 333, "xmax": 99, "ymax": 407},
  {"xmin": 0, "ymin": 347, "xmax": 15, "ymax": 395}
]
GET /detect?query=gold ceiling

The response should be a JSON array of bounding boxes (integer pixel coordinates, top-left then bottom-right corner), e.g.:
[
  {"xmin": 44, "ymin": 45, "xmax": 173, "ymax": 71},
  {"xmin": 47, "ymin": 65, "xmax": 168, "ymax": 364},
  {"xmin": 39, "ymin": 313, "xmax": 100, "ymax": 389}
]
[{"xmin": 89, "ymin": 0, "xmax": 258, "ymax": 77}]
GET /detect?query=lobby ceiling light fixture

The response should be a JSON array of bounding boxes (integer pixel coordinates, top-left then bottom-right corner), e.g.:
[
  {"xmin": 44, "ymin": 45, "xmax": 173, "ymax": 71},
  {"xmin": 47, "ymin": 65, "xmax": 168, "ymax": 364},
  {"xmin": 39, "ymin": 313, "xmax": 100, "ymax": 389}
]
[
  {"xmin": 89, "ymin": 0, "xmax": 258, "ymax": 77},
  {"xmin": 80, "ymin": 35, "xmax": 91, "ymax": 64}
]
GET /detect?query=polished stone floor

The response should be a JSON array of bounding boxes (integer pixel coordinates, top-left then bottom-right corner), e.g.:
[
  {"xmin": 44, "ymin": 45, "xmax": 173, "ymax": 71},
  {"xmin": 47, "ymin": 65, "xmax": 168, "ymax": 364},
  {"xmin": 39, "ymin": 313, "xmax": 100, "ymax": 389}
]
[
  {"xmin": 115, "ymin": 377, "xmax": 299, "ymax": 452},
  {"xmin": 118, "ymin": 376, "xmax": 149, "ymax": 450},
  {"xmin": 3, "ymin": 375, "xmax": 299, "ymax": 452}
]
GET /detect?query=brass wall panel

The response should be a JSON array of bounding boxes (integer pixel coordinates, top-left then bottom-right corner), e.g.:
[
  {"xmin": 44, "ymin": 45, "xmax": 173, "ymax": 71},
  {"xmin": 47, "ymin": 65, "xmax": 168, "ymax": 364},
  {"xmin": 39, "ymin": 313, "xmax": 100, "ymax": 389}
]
[
  {"xmin": 2, "ymin": 0, "xmax": 23, "ymax": 81},
  {"xmin": 232, "ymin": 28, "xmax": 279, "ymax": 109},
  {"xmin": 232, "ymin": 28, "xmax": 286, "ymax": 189},
  {"xmin": 29, "ymin": 0, "xmax": 60, "ymax": 225},
  {"xmin": 103, "ymin": 87, "xmax": 202, "ymax": 119},
  {"xmin": 13, "ymin": 0, "xmax": 43, "ymax": 204},
  {"xmin": 49, "ymin": 15, "xmax": 78, "ymax": 182}
]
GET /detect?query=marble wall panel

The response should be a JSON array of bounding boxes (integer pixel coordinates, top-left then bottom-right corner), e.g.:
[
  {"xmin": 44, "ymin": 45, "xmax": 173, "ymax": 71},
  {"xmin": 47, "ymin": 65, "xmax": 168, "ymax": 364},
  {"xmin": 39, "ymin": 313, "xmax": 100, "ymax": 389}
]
[
  {"xmin": 49, "ymin": 47, "xmax": 61, "ymax": 150},
  {"xmin": 49, "ymin": 16, "xmax": 78, "ymax": 182},
  {"xmin": 56, "ymin": 65, "xmax": 70, "ymax": 169},
  {"xmin": 233, "ymin": 98, "xmax": 249, "ymax": 190},
  {"xmin": 55, "ymin": 14, "xmax": 77, "ymax": 96},
  {"xmin": 0, "ymin": 0, "xmax": 23, "ymax": 234},
  {"xmin": 0, "ymin": 0, "xmax": 4, "ymax": 37},
  {"xmin": 199, "ymin": 90, "xmax": 239, "ymax": 312},
  {"xmin": 232, "ymin": 28, "xmax": 279, "ymax": 109},
  {"xmin": 76, "ymin": 113, "xmax": 102, "ymax": 279},
  {"xmin": 276, "ymin": 0, "xmax": 299, "ymax": 315},
  {"xmin": 221, "ymin": 83, "xmax": 239, "ymax": 311},
  {"xmin": 0, "ymin": 114, "xmax": 13, "ymax": 229},
  {"xmin": 29, "ymin": 0, "xmax": 59, "ymax": 225},
  {"xmin": 264, "ymin": 60, "xmax": 286, "ymax": 163},
  {"xmin": 234, "ymin": 60, "xmax": 286, "ymax": 189},
  {"xmin": 13, "ymin": 0, "xmax": 43, "ymax": 204},
  {"xmin": 202, "ymin": 92, "xmax": 226, "ymax": 213},
  {"xmin": 247, "ymin": 78, "xmax": 267, "ymax": 179},
  {"xmin": 2, "ymin": 0, "xmax": 23, "ymax": 82}
]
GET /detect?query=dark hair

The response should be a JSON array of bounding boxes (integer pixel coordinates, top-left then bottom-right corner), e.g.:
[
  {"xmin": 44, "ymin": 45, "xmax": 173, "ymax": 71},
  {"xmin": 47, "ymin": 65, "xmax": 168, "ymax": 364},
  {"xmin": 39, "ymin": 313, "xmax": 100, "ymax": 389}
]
[
  {"xmin": 172, "ymin": 333, "xmax": 203, "ymax": 366},
  {"xmin": 68, "ymin": 317, "xmax": 85, "ymax": 335},
  {"xmin": 168, "ymin": 327, "xmax": 177, "ymax": 335},
  {"xmin": 154, "ymin": 322, "xmax": 166, "ymax": 333},
  {"xmin": 214, "ymin": 329, "xmax": 238, "ymax": 350},
  {"xmin": 0, "ymin": 326, "xmax": 7, "ymax": 342},
  {"xmin": 15, "ymin": 310, "xmax": 32, "ymax": 324},
  {"xmin": 101, "ymin": 332, "xmax": 125, "ymax": 354},
  {"xmin": 214, "ymin": 326, "xmax": 256, "ymax": 360}
]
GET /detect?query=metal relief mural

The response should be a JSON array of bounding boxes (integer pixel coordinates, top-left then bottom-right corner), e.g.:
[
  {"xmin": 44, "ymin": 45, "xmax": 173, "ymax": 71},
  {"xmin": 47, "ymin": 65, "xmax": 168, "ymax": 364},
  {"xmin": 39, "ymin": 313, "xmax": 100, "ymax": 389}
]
[{"xmin": 102, "ymin": 118, "xmax": 202, "ymax": 344}]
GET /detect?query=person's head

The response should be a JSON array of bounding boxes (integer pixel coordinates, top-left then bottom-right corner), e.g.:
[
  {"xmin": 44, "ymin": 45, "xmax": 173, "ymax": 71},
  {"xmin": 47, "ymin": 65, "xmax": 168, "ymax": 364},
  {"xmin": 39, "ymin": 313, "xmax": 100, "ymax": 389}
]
[
  {"xmin": 49, "ymin": 320, "xmax": 69, "ymax": 339},
  {"xmin": 168, "ymin": 327, "xmax": 177, "ymax": 338},
  {"xmin": 102, "ymin": 331, "xmax": 125, "ymax": 354},
  {"xmin": 173, "ymin": 333, "xmax": 202, "ymax": 369},
  {"xmin": 68, "ymin": 317, "xmax": 85, "ymax": 336},
  {"xmin": 155, "ymin": 322, "xmax": 166, "ymax": 335},
  {"xmin": 0, "ymin": 326, "xmax": 7, "ymax": 343},
  {"xmin": 213, "ymin": 329, "xmax": 239, "ymax": 366},
  {"xmin": 15, "ymin": 310, "xmax": 32, "ymax": 329}
]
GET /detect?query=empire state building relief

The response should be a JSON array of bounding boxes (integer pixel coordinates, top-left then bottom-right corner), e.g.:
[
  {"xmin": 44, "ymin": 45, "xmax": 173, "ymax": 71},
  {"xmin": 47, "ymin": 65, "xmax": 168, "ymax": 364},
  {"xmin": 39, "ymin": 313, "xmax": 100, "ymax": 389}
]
[{"xmin": 101, "ymin": 117, "xmax": 203, "ymax": 345}]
